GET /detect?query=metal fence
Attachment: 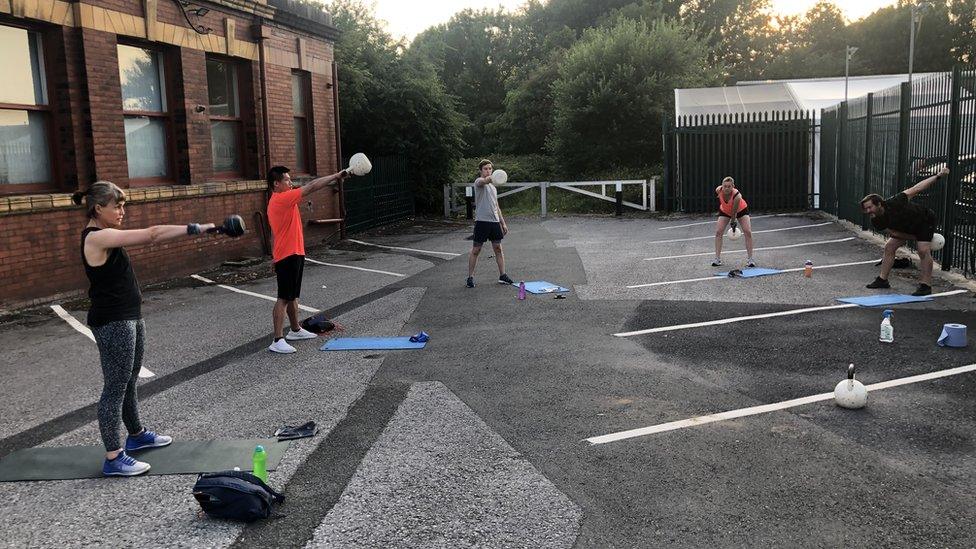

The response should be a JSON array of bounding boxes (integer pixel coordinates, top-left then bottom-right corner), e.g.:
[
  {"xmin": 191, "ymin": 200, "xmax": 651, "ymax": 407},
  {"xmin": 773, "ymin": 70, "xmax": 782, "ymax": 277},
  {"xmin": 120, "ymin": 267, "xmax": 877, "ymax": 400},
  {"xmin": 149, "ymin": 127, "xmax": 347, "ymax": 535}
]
[
  {"xmin": 343, "ymin": 155, "xmax": 414, "ymax": 233},
  {"xmin": 820, "ymin": 67, "xmax": 976, "ymax": 273},
  {"xmin": 662, "ymin": 111, "xmax": 817, "ymax": 213}
]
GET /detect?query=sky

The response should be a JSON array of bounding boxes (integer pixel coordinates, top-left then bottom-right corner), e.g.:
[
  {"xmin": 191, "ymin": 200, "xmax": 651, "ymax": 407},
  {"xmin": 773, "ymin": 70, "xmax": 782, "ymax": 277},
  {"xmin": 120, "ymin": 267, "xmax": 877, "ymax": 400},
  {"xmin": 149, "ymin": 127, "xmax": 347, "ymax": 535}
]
[{"xmin": 373, "ymin": 0, "xmax": 899, "ymax": 42}]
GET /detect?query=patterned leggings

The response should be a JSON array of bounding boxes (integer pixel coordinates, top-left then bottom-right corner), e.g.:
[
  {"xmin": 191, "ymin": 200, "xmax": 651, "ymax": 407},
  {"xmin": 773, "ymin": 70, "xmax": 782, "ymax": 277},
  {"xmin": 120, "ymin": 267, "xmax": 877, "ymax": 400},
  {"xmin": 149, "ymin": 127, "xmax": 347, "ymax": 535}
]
[{"xmin": 92, "ymin": 320, "xmax": 145, "ymax": 451}]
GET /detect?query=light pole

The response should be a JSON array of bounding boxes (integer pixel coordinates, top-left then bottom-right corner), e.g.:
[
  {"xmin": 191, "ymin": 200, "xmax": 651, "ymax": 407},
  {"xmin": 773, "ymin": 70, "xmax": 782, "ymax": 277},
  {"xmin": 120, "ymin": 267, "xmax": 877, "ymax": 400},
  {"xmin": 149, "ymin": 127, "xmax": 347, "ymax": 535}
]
[
  {"xmin": 845, "ymin": 45, "xmax": 858, "ymax": 103},
  {"xmin": 908, "ymin": 2, "xmax": 933, "ymax": 86}
]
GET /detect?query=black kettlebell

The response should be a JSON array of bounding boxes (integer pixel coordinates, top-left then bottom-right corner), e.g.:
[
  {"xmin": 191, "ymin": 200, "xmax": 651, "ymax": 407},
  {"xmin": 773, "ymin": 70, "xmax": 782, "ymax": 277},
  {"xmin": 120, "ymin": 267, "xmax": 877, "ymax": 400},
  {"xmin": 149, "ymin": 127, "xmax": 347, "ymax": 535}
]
[{"xmin": 207, "ymin": 215, "xmax": 246, "ymax": 237}]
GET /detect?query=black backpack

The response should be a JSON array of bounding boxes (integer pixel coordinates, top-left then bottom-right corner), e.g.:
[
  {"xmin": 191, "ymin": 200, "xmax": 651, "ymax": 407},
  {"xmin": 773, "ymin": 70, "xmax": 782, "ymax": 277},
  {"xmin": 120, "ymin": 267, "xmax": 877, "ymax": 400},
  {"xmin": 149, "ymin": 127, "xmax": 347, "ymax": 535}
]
[{"xmin": 192, "ymin": 470, "xmax": 285, "ymax": 522}]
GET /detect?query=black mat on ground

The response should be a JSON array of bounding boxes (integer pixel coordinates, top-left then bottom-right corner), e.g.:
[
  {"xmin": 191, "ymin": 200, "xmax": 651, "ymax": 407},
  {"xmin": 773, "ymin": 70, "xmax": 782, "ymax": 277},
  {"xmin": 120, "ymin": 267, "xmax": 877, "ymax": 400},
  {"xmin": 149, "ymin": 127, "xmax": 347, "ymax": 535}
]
[{"xmin": 0, "ymin": 439, "xmax": 289, "ymax": 481}]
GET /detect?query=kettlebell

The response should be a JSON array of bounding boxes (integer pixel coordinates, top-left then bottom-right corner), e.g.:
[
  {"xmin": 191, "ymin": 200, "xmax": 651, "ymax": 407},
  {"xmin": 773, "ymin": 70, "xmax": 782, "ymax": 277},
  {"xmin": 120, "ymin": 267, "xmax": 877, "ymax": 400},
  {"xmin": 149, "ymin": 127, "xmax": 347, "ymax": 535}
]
[{"xmin": 834, "ymin": 363, "xmax": 867, "ymax": 409}]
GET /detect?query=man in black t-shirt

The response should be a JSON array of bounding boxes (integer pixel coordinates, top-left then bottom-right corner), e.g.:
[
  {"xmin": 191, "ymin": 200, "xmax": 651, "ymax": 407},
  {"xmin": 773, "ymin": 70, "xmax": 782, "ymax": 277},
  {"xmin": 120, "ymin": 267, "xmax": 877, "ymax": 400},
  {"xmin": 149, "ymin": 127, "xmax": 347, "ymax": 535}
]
[{"xmin": 860, "ymin": 167, "xmax": 949, "ymax": 296}]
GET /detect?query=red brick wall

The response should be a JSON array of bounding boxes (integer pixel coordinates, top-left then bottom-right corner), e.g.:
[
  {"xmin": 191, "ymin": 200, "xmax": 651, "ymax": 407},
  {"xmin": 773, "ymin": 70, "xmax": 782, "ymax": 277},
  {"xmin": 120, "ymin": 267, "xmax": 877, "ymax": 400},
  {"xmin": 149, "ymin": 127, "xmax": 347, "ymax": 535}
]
[
  {"xmin": 80, "ymin": 27, "xmax": 129, "ymax": 185},
  {"xmin": 0, "ymin": 3, "xmax": 344, "ymax": 308},
  {"xmin": 174, "ymin": 48, "xmax": 213, "ymax": 183},
  {"xmin": 0, "ymin": 192, "xmax": 268, "ymax": 307}
]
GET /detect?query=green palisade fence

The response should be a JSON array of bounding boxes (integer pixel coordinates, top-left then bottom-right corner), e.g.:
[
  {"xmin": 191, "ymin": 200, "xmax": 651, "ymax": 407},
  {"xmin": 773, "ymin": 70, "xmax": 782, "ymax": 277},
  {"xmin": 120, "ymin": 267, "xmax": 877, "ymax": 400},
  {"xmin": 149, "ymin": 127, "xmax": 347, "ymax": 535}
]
[
  {"xmin": 820, "ymin": 67, "xmax": 976, "ymax": 274},
  {"xmin": 342, "ymin": 155, "xmax": 414, "ymax": 233},
  {"xmin": 662, "ymin": 110, "xmax": 817, "ymax": 214}
]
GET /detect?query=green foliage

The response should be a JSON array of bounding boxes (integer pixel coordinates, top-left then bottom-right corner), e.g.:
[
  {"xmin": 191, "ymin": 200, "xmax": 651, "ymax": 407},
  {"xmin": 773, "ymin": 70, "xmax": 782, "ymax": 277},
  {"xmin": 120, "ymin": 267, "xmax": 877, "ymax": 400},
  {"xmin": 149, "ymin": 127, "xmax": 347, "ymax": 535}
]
[
  {"xmin": 451, "ymin": 154, "xmax": 557, "ymax": 184},
  {"xmin": 328, "ymin": 0, "xmax": 466, "ymax": 213},
  {"xmin": 548, "ymin": 19, "xmax": 717, "ymax": 176}
]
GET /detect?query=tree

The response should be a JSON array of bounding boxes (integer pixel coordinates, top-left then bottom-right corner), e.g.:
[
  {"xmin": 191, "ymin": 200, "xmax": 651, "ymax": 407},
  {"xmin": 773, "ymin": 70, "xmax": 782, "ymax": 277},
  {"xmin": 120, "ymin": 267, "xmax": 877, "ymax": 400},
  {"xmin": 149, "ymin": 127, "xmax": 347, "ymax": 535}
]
[
  {"xmin": 949, "ymin": 0, "xmax": 976, "ymax": 63},
  {"xmin": 328, "ymin": 0, "xmax": 466, "ymax": 211},
  {"xmin": 548, "ymin": 18, "xmax": 718, "ymax": 175},
  {"xmin": 846, "ymin": 2, "xmax": 956, "ymax": 76},
  {"xmin": 407, "ymin": 9, "xmax": 515, "ymax": 154}
]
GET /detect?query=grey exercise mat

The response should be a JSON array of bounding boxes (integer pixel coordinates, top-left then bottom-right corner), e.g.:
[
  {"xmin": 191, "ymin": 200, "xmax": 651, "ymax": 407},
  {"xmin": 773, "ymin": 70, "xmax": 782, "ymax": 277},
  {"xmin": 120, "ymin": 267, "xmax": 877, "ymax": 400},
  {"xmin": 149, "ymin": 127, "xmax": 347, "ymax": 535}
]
[{"xmin": 0, "ymin": 438, "xmax": 289, "ymax": 482}]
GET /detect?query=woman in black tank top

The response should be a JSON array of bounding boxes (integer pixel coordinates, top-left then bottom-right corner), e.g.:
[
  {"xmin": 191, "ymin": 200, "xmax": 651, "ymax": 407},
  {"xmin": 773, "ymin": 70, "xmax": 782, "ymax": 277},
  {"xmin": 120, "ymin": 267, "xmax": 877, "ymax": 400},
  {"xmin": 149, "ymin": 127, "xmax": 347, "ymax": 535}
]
[{"xmin": 73, "ymin": 181, "xmax": 228, "ymax": 476}]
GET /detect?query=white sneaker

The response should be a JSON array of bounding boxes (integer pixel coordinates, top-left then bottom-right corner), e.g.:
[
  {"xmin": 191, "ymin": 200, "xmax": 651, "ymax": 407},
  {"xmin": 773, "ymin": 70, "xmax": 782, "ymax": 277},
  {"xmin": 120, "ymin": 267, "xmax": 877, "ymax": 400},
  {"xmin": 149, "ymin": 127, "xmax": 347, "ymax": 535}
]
[
  {"xmin": 285, "ymin": 327, "xmax": 318, "ymax": 341},
  {"xmin": 268, "ymin": 339, "xmax": 297, "ymax": 354}
]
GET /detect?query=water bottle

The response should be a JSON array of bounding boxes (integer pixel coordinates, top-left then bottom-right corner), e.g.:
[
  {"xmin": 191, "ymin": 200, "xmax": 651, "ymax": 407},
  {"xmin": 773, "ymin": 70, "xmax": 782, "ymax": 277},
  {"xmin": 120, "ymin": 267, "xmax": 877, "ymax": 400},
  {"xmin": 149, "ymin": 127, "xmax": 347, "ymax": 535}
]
[
  {"xmin": 880, "ymin": 309, "xmax": 894, "ymax": 343},
  {"xmin": 518, "ymin": 281, "xmax": 526, "ymax": 300},
  {"xmin": 804, "ymin": 260, "xmax": 813, "ymax": 278},
  {"xmin": 252, "ymin": 445, "xmax": 268, "ymax": 482}
]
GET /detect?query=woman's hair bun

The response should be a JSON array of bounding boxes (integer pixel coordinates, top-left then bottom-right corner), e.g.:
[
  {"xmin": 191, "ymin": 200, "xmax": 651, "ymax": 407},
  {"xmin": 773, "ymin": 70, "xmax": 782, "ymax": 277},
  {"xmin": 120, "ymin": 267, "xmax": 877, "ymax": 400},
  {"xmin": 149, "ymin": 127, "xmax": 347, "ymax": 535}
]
[{"xmin": 71, "ymin": 191, "xmax": 85, "ymax": 205}]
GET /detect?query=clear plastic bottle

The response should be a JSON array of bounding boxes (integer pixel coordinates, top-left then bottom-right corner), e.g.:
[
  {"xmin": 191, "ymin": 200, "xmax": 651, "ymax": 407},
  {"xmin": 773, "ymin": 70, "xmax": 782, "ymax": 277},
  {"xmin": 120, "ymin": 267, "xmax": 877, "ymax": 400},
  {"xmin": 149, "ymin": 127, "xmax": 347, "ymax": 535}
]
[
  {"xmin": 880, "ymin": 309, "xmax": 894, "ymax": 343},
  {"xmin": 804, "ymin": 260, "xmax": 813, "ymax": 278},
  {"xmin": 252, "ymin": 445, "xmax": 268, "ymax": 482}
]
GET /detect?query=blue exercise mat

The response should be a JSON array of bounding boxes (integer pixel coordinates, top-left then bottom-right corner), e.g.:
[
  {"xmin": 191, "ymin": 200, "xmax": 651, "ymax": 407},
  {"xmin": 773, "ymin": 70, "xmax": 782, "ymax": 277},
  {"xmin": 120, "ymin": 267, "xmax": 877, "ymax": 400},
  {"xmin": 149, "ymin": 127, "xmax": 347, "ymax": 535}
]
[
  {"xmin": 835, "ymin": 294, "xmax": 933, "ymax": 307},
  {"xmin": 716, "ymin": 267, "xmax": 783, "ymax": 278},
  {"xmin": 515, "ymin": 281, "xmax": 570, "ymax": 294},
  {"xmin": 321, "ymin": 337, "xmax": 427, "ymax": 351}
]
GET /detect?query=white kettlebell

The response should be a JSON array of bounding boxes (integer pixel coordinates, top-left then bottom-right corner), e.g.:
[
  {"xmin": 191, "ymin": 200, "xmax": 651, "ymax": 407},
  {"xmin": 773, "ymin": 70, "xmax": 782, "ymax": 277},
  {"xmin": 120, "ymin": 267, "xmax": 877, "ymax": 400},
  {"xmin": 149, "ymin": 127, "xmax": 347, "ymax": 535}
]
[
  {"xmin": 726, "ymin": 224, "xmax": 742, "ymax": 241},
  {"xmin": 930, "ymin": 233, "xmax": 945, "ymax": 251},
  {"xmin": 347, "ymin": 152, "xmax": 372, "ymax": 176},
  {"xmin": 834, "ymin": 363, "xmax": 867, "ymax": 409},
  {"xmin": 491, "ymin": 169, "xmax": 508, "ymax": 185}
]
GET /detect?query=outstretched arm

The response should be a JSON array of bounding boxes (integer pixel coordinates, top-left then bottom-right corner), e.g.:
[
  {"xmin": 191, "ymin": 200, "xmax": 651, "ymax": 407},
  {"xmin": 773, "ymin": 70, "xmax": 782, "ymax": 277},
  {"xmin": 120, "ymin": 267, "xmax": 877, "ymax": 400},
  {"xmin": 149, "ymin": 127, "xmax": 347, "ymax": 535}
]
[
  {"xmin": 301, "ymin": 170, "xmax": 349, "ymax": 198},
  {"xmin": 905, "ymin": 167, "xmax": 950, "ymax": 198},
  {"xmin": 87, "ymin": 224, "xmax": 216, "ymax": 250}
]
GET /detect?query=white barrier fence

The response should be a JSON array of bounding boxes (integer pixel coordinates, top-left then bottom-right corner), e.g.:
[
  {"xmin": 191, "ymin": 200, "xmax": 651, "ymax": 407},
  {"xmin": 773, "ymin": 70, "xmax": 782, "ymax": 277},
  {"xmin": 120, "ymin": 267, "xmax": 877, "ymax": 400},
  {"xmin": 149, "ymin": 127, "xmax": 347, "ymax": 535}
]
[{"xmin": 444, "ymin": 178, "xmax": 657, "ymax": 218}]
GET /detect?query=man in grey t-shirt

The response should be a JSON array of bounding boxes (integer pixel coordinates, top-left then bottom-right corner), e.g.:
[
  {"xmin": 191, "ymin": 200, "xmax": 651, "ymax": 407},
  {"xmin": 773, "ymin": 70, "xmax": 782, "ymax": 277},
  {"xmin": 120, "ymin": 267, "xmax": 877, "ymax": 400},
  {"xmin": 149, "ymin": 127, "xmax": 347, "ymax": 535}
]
[{"xmin": 467, "ymin": 159, "xmax": 514, "ymax": 288}]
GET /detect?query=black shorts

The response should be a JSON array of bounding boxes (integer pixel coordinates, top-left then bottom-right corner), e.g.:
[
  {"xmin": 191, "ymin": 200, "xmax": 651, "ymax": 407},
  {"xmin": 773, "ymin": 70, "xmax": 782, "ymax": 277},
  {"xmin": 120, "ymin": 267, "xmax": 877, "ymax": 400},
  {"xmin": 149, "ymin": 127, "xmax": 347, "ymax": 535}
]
[
  {"xmin": 274, "ymin": 254, "xmax": 305, "ymax": 300},
  {"xmin": 473, "ymin": 221, "xmax": 503, "ymax": 245},
  {"xmin": 719, "ymin": 208, "xmax": 750, "ymax": 219}
]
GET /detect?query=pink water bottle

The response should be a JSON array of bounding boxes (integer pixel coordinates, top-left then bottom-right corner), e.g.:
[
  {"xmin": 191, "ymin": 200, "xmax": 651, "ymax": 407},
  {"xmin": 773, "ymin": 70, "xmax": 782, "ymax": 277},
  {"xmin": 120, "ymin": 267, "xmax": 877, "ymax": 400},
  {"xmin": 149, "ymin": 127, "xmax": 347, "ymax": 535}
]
[{"xmin": 518, "ymin": 281, "xmax": 526, "ymax": 300}]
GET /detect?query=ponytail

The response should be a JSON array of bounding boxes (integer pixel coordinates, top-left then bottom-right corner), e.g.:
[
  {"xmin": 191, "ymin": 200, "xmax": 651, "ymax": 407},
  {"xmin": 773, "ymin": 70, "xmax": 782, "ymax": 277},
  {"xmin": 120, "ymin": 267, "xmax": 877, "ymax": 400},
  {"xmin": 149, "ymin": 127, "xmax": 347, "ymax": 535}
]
[{"xmin": 73, "ymin": 181, "xmax": 126, "ymax": 218}]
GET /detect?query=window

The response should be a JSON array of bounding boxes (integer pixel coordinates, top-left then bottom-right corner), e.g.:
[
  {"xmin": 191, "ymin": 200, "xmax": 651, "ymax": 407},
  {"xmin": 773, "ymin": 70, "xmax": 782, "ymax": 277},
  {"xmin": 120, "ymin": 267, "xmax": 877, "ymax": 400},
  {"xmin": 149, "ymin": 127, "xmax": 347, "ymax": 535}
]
[
  {"xmin": 0, "ymin": 25, "xmax": 52, "ymax": 187},
  {"xmin": 292, "ymin": 71, "xmax": 312, "ymax": 173},
  {"xmin": 119, "ymin": 44, "xmax": 171, "ymax": 182},
  {"xmin": 207, "ymin": 58, "xmax": 242, "ymax": 176}
]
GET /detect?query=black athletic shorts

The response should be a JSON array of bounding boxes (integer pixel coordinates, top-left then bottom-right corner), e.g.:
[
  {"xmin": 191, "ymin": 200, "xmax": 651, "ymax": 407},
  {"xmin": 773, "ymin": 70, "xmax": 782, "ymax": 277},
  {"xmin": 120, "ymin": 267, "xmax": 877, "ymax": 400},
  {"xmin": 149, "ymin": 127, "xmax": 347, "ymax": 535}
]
[
  {"xmin": 719, "ymin": 208, "xmax": 750, "ymax": 219},
  {"xmin": 473, "ymin": 221, "xmax": 504, "ymax": 245},
  {"xmin": 274, "ymin": 254, "xmax": 305, "ymax": 300}
]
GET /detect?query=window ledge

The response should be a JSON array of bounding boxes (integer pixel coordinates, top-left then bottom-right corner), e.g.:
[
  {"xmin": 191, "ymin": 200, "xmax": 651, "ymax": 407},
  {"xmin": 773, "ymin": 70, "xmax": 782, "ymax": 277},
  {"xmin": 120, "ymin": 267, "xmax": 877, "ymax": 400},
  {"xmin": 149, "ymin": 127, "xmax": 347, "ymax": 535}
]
[{"xmin": 0, "ymin": 180, "xmax": 267, "ymax": 216}]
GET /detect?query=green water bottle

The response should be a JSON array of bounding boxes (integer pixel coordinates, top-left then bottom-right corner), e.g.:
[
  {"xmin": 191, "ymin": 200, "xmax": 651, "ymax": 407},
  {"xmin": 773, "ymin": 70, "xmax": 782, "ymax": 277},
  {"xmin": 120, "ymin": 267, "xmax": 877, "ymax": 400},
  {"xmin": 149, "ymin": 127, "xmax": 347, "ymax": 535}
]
[{"xmin": 252, "ymin": 445, "xmax": 267, "ymax": 482}]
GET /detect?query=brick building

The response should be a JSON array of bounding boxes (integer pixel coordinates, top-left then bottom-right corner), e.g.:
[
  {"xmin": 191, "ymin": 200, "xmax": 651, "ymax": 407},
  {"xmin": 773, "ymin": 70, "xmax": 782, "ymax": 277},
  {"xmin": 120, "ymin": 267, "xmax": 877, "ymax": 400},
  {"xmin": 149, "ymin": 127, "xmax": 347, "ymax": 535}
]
[{"xmin": 0, "ymin": 0, "xmax": 343, "ymax": 309}]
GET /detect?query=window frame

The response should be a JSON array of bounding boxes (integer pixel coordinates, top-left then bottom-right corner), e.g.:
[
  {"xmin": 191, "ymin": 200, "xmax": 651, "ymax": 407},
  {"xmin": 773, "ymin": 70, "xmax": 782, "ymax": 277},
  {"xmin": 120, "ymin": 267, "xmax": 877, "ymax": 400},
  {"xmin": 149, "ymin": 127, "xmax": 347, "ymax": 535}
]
[
  {"xmin": 118, "ymin": 41, "xmax": 176, "ymax": 187},
  {"xmin": 206, "ymin": 55, "xmax": 244, "ymax": 180},
  {"xmin": 291, "ymin": 70, "xmax": 314, "ymax": 176},
  {"xmin": 0, "ymin": 23, "xmax": 58, "ymax": 195}
]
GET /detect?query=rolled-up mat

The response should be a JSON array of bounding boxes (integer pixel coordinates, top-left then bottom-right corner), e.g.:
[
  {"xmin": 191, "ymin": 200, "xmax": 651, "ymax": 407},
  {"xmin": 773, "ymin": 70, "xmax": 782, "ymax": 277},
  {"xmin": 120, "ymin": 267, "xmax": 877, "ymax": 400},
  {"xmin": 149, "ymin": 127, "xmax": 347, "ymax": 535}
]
[
  {"xmin": 938, "ymin": 323, "xmax": 967, "ymax": 347},
  {"xmin": 0, "ymin": 439, "xmax": 289, "ymax": 482}
]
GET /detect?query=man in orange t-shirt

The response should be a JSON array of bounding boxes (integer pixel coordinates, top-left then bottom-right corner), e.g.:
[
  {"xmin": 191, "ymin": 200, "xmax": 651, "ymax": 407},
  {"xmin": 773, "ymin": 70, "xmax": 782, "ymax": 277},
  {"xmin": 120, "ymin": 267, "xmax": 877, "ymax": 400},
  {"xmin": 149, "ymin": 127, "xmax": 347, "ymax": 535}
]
[{"xmin": 266, "ymin": 165, "xmax": 349, "ymax": 354}]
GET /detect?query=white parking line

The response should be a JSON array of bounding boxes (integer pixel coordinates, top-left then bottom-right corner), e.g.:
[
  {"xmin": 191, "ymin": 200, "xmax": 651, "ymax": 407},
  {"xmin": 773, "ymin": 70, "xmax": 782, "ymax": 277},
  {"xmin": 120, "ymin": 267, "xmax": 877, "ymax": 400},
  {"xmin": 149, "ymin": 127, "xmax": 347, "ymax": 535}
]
[
  {"xmin": 647, "ymin": 222, "xmax": 833, "ymax": 245},
  {"xmin": 585, "ymin": 362, "xmax": 976, "ymax": 444},
  {"xmin": 657, "ymin": 214, "xmax": 786, "ymax": 230},
  {"xmin": 51, "ymin": 305, "xmax": 156, "ymax": 378},
  {"xmin": 190, "ymin": 275, "xmax": 320, "ymax": 313},
  {"xmin": 345, "ymin": 238, "xmax": 461, "ymax": 258},
  {"xmin": 626, "ymin": 259, "xmax": 878, "ymax": 289},
  {"xmin": 613, "ymin": 289, "xmax": 968, "ymax": 337},
  {"xmin": 643, "ymin": 237, "xmax": 855, "ymax": 261},
  {"xmin": 304, "ymin": 257, "xmax": 405, "ymax": 277}
]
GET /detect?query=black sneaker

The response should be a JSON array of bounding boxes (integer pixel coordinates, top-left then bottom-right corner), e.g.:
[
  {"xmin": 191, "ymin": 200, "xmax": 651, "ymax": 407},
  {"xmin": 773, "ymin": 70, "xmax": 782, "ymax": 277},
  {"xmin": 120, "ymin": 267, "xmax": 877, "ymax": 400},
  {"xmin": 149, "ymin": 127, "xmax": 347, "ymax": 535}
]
[
  {"xmin": 466, "ymin": 277, "xmax": 475, "ymax": 288},
  {"xmin": 745, "ymin": 259, "xmax": 756, "ymax": 268},
  {"xmin": 866, "ymin": 277, "xmax": 891, "ymax": 289},
  {"xmin": 911, "ymin": 283, "xmax": 932, "ymax": 296},
  {"xmin": 498, "ymin": 273, "xmax": 514, "ymax": 285},
  {"xmin": 711, "ymin": 259, "xmax": 723, "ymax": 267}
]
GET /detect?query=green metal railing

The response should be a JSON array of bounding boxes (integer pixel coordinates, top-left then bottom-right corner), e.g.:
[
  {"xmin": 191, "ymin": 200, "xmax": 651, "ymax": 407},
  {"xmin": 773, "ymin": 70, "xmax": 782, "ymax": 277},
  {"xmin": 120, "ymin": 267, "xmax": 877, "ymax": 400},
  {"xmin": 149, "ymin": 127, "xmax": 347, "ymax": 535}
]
[
  {"xmin": 662, "ymin": 111, "xmax": 817, "ymax": 213},
  {"xmin": 343, "ymin": 155, "xmax": 414, "ymax": 233},
  {"xmin": 821, "ymin": 67, "xmax": 976, "ymax": 273}
]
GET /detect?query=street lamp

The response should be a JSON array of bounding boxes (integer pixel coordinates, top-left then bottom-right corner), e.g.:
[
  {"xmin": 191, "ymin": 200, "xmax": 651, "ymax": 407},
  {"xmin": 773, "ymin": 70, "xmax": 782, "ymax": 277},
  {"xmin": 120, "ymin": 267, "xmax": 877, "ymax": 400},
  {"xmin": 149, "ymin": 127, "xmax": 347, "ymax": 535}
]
[
  {"xmin": 844, "ymin": 45, "xmax": 858, "ymax": 103},
  {"xmin": 908, "ymin": 1, "xmax": 933, "ymax": 86}
]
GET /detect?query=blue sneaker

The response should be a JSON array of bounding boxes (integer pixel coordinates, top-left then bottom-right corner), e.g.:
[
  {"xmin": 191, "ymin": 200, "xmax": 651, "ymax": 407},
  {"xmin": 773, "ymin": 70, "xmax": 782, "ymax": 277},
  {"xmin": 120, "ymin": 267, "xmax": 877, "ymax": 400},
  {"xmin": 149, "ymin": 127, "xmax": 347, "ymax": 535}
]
[
  {"xmin": 125, "ymin": 429, "xmax": 173, "ymax": 452},
  {"xmin": 103, "ymin": 451, "xmax": 151, "ymax": 477}
]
